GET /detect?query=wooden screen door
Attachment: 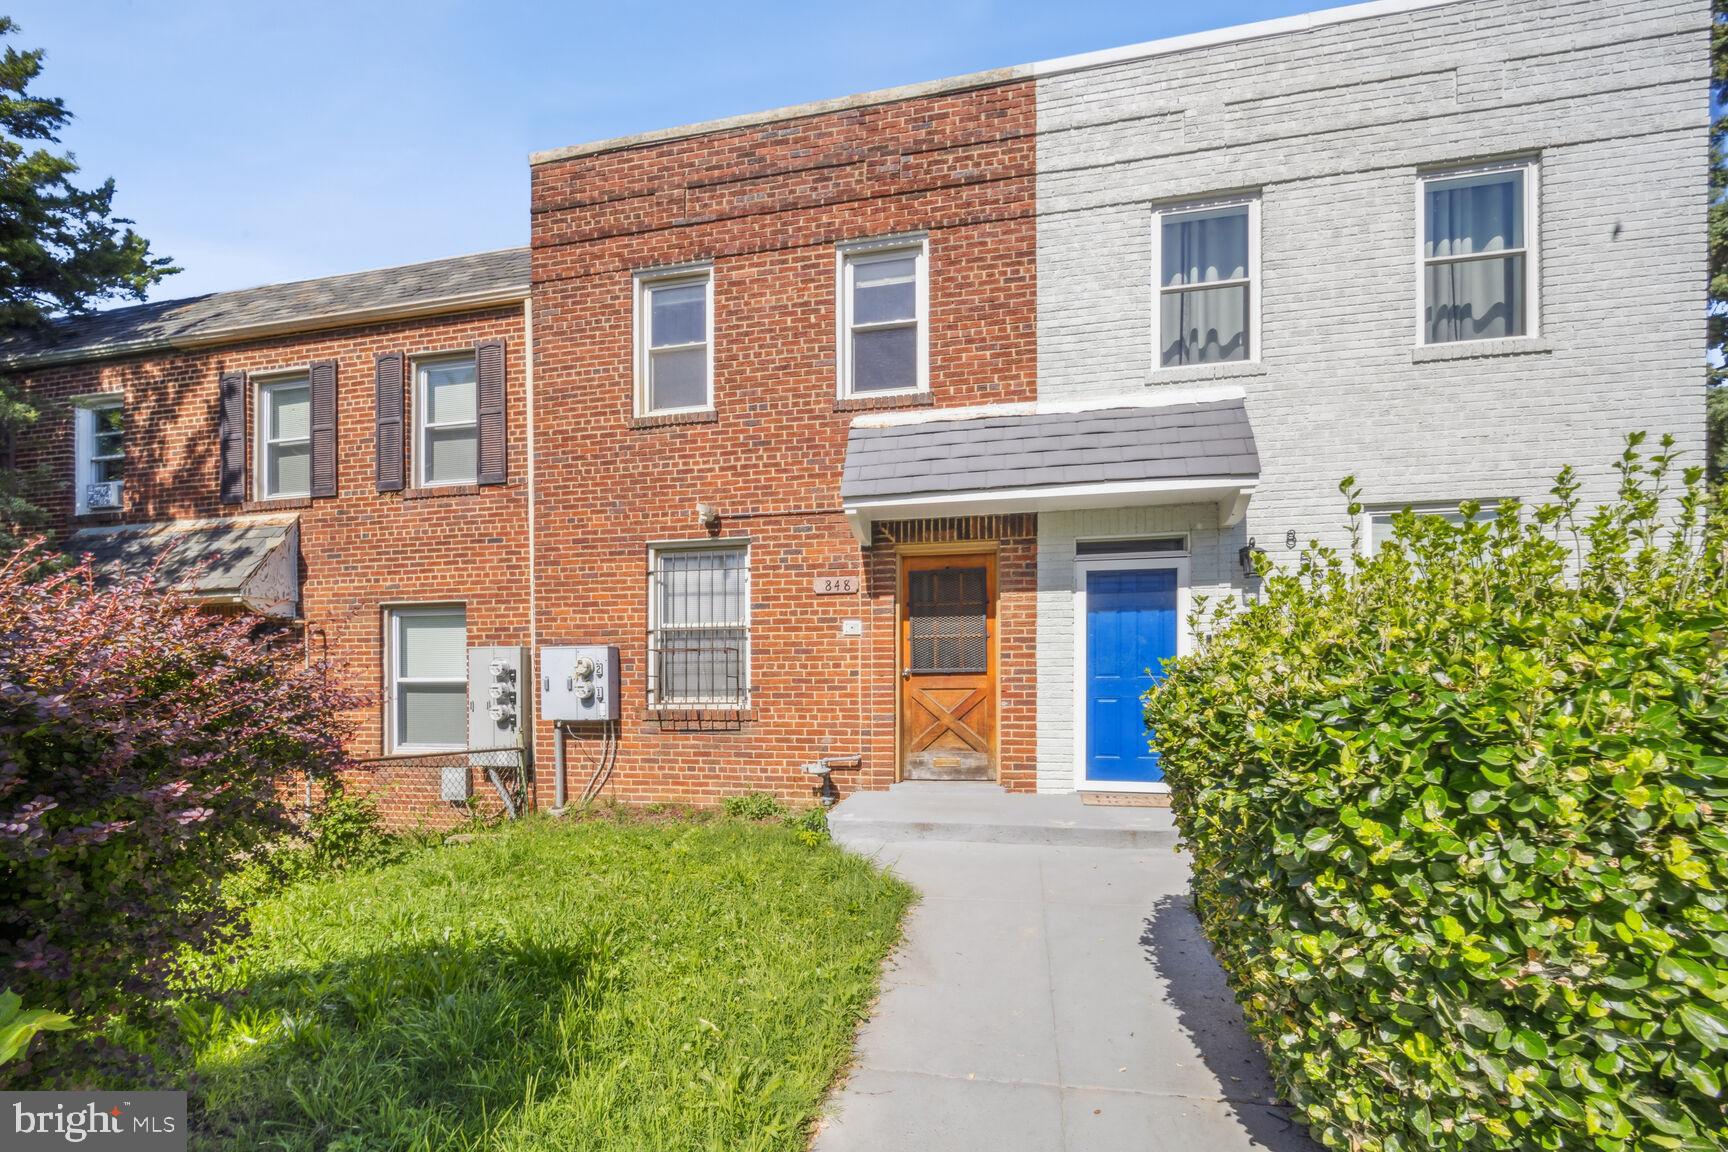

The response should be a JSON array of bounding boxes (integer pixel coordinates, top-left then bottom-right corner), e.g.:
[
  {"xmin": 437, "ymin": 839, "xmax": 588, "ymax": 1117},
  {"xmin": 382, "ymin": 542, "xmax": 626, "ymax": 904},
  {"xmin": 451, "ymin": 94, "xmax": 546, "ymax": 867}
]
[{"xmin": 899, "ymin": 553, "xmax": 997, "ymax": 781}]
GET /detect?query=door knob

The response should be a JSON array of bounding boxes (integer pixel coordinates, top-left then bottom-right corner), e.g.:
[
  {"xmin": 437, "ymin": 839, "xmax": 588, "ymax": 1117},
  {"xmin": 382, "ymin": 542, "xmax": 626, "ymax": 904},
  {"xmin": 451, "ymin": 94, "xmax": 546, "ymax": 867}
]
[{"xmin": 901, "ymin": 669, "xmax": 912, "ymax": 680}]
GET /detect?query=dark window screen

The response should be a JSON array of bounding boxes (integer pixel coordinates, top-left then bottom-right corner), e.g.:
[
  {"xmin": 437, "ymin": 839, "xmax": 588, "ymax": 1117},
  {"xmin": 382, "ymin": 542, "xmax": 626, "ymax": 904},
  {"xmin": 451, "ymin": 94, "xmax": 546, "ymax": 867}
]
[{"xmin": 908, "ymin": 567, "xmax": 987, "ymax": 673}]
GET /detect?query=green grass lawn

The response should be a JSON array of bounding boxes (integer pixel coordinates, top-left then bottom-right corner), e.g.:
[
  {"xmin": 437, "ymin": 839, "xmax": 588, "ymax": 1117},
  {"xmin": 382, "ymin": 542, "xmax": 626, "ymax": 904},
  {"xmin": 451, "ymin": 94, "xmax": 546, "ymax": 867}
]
[{"xmin": 174, "ymin": 816, "xmax": 913, "ymax": 1151}]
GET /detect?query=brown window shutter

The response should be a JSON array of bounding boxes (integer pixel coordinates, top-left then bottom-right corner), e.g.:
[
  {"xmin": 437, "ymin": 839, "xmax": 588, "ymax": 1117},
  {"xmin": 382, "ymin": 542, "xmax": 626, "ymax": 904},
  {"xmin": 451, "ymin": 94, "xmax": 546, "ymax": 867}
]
[
  {"xmin": 475, "ymin": 339, "xmax": 506, "ymax": 486},
  {"xmin": 309, "ymin": 359, "xmax": 338, "ymax": 498},
  {"xmin": 374, "ymin": 352, "xmax": 404, "ymax": 492},
  {"xmin": 218, "ymin": 371, "xmax": 246, "ymax": 504}
]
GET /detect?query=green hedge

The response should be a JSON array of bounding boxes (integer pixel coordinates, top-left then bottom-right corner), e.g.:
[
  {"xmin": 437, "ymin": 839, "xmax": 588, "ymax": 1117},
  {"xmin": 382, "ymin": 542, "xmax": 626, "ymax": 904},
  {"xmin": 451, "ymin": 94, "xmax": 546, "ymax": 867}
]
[{"xmin": 1145, "ymin": 437, "xmax": 1728, "ymax": 1151}]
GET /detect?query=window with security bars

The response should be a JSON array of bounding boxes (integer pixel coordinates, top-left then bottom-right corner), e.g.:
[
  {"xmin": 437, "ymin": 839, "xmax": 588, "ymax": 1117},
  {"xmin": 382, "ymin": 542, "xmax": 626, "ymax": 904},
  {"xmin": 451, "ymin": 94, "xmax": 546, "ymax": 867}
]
[
  {"xmin": 649, "ymin": 545, "xmax": 749, "ymax": 707},
  {"xmin": 908, "ymin": 567, "xmax": 988, "ymax": 673}
]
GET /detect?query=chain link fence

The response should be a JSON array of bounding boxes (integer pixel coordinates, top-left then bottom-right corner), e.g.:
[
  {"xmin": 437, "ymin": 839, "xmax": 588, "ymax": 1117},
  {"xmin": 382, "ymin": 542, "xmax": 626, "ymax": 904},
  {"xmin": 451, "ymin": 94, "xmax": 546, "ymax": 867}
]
[{"xmin": 347, "ymin": 747, "xmax": 528, "ymax": 828}]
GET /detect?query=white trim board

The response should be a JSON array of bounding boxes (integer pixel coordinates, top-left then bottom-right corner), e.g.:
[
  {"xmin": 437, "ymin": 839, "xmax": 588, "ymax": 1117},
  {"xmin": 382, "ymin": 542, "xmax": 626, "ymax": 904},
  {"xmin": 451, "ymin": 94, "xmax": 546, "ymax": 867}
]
[{"xmin": 1072, "ymin": 554, "xmax": 1192, "ymax": 794}]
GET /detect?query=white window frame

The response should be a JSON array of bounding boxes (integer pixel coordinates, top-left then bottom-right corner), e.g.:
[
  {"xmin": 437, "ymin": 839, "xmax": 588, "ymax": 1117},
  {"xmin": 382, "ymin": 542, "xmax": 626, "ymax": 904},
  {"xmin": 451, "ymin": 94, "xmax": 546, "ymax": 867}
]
[
  {"xmin": 1362, "ymin": 501, "xmax": 1503, "ymax": 556},
  {"xmin": 646, "ymin": 539, "xmax": 751, "ymax": 709},
  {"xmin": 633, "ymin": 264, "xmax": 714, "ymax": 417},
  {"xmin": 384, "ymin": 604, "xmax": 468, "ymax": 754},
  {"xmin": 412, "ymin": 351, "xmax": 480, "ymax": 488},
  {"xmin": 72, "ymin": 394, "xmax": 124, "ymax": 515},
  {"xmin": 1150, "ymin": 195, "xmax": 1260, "ymax": 371},
  {"xmin": 1072, "ymin": 553, "xmax": 1192, "ymax": 795},
  {"xmin": 836, "ymin": 235, "xmax": 929, "ymax": 400},
  {"xmin": 254, "ymin": 371, "xmax": 312, "ymax": 501},
  {"xmin": 1415, "ymin": 159, "xmax": 1540, "ymax": 346}
]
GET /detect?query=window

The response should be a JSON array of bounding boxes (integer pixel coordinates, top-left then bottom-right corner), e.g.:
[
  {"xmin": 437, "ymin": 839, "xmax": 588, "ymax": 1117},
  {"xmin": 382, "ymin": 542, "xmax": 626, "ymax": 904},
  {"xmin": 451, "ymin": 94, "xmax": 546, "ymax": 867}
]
[
  {"xmin": 415, "ymin": 353, "xmax": 479, "ymax": 486},
  {"xmin": 838, "ymin": 239, "xmax": 928, "ymax": 398},
  {"xmin": 907, "ymin": 567, "xmax": 988, "ymax": 673},
  {"xmin": 1155, "ymin": 200, "xmax": 1256, "ymax": 367},
  {"xmin": 1366, "ymin": 503, "xmax": 1499, "ymax": 555},
  {"xmin": 648, "ymin": 543, "xmax": 749, "ymax": 708},
  {"xmin": 1420, "ymin": 163, "xmax": 1536, "ymax": 344},
  {"xmin": 73, "ymin": 397, "xmax": 123, "ymax": 513},
  {"xmin": 387, "ymin": 606, "xmax": 467, "ymax": 751},
  {"xmin": 635, "ymin": 268, "xmax": 712, "ymax": 415},
  {"xmin": 257, "ymin": 375, "xmax": 311, "ymax": 499}
]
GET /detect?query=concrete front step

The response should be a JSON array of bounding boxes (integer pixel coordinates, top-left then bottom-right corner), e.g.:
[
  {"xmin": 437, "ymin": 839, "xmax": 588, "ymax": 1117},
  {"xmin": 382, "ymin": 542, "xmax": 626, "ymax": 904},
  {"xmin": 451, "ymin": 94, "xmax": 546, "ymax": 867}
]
[{"xmin": 830, "ymin": 781, "xmax": 1180, "ymax": 849}]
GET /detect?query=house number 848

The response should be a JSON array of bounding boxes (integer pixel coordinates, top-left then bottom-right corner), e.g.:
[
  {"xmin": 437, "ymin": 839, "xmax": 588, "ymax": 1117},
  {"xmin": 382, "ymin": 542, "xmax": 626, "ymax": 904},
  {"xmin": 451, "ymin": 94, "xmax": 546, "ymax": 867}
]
[{"xmin": 813, "ymin": 576, "xmax": 859, "ymax": 594}]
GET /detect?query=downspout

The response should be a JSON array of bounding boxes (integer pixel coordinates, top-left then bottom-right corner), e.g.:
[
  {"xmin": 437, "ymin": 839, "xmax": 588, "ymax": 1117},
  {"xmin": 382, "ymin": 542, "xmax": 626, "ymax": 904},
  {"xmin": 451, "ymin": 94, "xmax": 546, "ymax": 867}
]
[{"xmin": 524, "ymin": 295, "xmax": 542, "ymax": 811}]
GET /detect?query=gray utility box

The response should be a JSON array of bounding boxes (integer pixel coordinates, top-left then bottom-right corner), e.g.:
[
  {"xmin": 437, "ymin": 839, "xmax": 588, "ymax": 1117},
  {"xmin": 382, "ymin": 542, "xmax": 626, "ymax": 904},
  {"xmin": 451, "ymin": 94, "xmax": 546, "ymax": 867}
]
[
  {"xmin": 457, "ymin": 646, "xmax": 527, "ymax": 800},
  {"xmin": 541, "ymin": 645, "xmax": 620, "ymax": 722}
]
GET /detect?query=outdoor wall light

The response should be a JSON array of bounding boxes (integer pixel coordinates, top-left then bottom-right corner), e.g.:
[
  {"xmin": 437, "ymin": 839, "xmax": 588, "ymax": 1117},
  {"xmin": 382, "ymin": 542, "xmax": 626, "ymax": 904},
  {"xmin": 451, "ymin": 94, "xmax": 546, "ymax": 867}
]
[{"xmin": 1239, "ymin": 538, "xmax": 1268, "ymax": 581}]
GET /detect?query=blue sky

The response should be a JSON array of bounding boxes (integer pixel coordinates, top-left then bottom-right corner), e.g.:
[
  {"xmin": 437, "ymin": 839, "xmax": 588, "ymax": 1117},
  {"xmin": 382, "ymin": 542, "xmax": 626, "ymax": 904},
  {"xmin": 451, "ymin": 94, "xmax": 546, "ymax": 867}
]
[{"xmin": 16, "ymin": 0, "xmax": 1327, "ymax": 302}]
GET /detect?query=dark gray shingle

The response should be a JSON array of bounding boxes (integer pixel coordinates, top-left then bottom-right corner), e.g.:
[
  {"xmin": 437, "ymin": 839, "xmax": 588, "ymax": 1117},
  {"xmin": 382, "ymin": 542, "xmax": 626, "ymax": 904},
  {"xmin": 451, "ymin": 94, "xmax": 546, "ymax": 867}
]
[
  {"xmin": 2, "ymin": 248, "xmax": 529, "ymax": 368},
  {"xmin": 841, "ymin": 400, "xmax": 1259, "ymax": 502}
]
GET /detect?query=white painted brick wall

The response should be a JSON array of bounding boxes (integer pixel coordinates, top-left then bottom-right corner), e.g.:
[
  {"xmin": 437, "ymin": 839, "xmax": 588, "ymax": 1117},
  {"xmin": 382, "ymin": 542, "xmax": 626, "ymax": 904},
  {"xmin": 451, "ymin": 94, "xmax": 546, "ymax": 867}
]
[{"xmin": 1032, "ymin": 0, "xmax": 1709, "ymax": 790}]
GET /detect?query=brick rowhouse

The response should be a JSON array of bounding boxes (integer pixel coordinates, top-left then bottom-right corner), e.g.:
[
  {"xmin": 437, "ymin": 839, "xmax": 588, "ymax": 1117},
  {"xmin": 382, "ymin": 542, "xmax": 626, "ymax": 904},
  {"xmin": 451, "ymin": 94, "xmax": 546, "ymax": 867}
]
[
  {"xmin": 528, "ymin": 77, "xmax": 1039, "ymax": 806},
  {"xmin": 11, "ymin": 299, "xmax": 532, "ymax": 824}
]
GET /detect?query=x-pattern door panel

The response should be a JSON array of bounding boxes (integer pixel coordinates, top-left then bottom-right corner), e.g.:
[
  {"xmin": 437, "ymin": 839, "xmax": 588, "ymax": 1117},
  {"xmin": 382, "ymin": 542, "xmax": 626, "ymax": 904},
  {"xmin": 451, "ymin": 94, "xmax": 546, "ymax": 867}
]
[{"xmin": 900, "ymin": 554, "xmax": 996, "ymax": 781}]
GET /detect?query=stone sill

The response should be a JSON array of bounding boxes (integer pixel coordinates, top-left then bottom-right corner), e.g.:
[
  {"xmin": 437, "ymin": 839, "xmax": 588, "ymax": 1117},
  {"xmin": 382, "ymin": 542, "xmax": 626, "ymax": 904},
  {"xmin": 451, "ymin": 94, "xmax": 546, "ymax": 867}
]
[
  {"xmin": 242, "ymin": 497, "xmax": 313, "ymax": 513},
  {"xmin": 1412, "ymin": 337, "xmax": 1552, "ymax": 363},
  {"xmin": 403, "ymin": 483, "xmax": 483, "ymax": 501},
  {"xmin": 835, "ymin": 391, "xmax": 935, "ymax": 413},
  {"xmin": 632, "ymin": 409, "xmax": 718, "ymax": 430},
  {"xmin": 1146, "ymin": 361, "xmax": 1269, "ymax": 386}
]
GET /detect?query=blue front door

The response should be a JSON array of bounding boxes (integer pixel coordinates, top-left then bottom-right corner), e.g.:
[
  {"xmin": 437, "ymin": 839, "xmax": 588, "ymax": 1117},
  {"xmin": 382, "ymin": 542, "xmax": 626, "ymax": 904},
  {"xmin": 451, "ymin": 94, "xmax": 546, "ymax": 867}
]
[{"xmin": 1084, "ymin": 567, "xmax": 1178, "ymax": 785}]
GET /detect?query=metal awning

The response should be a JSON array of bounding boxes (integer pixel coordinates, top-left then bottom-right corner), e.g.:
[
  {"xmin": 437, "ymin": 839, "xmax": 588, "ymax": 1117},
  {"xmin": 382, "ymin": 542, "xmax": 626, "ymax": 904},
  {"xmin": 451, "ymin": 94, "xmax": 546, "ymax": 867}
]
[
  {"xmin": 66, "ymin": 515, "xmax": 301, "ymax": 618},
  {"xmin": 839, "ymin": 392, "xmax": 1260, "ymax": 545}
]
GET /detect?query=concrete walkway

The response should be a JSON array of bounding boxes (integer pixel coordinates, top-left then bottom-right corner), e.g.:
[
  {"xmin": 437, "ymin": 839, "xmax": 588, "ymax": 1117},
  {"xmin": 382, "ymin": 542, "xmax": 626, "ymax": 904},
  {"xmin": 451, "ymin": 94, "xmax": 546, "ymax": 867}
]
[{"xmin": 819, "ymin": 791, "xmax": 1319, "ymax": 1152}]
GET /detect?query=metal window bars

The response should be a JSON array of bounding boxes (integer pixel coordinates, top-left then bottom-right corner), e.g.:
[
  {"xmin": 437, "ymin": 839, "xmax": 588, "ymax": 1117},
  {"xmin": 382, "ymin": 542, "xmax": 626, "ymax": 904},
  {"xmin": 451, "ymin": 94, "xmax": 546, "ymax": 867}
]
[{"xmin": 648, "ymin": 547, "xmax": 750, "ymax": 714}]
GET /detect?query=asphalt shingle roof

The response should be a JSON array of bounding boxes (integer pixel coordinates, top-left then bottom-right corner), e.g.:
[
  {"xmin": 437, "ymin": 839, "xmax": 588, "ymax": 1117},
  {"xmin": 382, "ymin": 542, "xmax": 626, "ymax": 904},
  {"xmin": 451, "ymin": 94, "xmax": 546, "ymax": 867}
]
[
  {"xmin": 67, "ymin": 518, "xmax": 295, "ymax": 598},
  {"xmin": 840, "ymin": 399, "xmax": 1260, "ymax": 502},
  {"xmin": 1, "ymin": 248, "xmax": 529, "ymax": 368}
]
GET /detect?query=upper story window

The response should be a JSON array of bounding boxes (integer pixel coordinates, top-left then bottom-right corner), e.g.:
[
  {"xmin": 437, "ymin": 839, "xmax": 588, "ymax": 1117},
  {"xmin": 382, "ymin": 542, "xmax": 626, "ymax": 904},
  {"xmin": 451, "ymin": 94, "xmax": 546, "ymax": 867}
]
[
  {"xmin": 256, "ymin": 374, "xmax": 311, "ymax": 499},
  {"xmin": 838, "ymin": 238, "xmax": 928, "ymax": 398},
  {"xmin": 1155, "ymin": 199, "xmax": 1257, "ymax": 367},
  {"xmin": 386, "ymin": 605, "xmax": 468, "ymax": 751},
  {"xmin": 415, "ymin": 353, "xmax": 479, "ymax": 487},
  {"xmin": 635, "ymin": 267, "xmax": 712, "ymax": 416},
  {"xmin": 1420, "ymin": 162, "xmax": 1536, "ymax": 344},
  {"xmin": 74, "ymin": 396, "xmax": 123, "ymax": 514}
]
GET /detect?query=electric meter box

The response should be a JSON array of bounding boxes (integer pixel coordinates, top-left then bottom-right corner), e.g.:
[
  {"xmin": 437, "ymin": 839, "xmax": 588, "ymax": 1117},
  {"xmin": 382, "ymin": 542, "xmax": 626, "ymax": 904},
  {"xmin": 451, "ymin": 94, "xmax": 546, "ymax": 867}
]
[
  {"xmin": 456, "ymin": 646, "xmax": 527, "ymax": 802},
  {"xmin": 541, "ymin": 645, "xmax": 620, "ymax": 722}
]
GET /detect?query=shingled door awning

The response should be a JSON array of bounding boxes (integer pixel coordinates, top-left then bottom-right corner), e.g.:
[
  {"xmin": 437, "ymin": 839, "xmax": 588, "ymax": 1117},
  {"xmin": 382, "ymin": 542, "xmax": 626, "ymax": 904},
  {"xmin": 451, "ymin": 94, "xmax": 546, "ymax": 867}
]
[
  {"xmin": 66, "ymin": 516, "xmax": 301, "ymax": 618},
  {"xmin": 839, "ymin": 393, "xmax": 1260, "ymax": 545}
]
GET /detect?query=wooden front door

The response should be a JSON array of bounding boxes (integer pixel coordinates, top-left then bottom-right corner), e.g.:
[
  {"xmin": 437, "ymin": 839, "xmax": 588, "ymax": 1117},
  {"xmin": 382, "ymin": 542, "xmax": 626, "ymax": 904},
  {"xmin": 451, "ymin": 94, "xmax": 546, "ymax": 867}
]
[{"xmin": 899, "ymin": 553, "xmax": 997, "ymax": 781}]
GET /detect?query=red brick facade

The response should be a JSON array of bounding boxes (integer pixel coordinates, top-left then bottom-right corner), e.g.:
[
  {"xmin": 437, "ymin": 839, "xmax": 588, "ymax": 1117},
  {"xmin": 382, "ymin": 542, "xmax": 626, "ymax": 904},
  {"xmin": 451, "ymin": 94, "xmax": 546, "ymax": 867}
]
[
  {"xmin": 6, "ymin": 76, "xmax": 1043, "ymax": 820},
  {"xmin": 529, "ymin": 79, "xmax": 1038, "ymax": 806},
  {"xmin": 12, "ymin": 306, "xmax": 533, "ymax": 823}
]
